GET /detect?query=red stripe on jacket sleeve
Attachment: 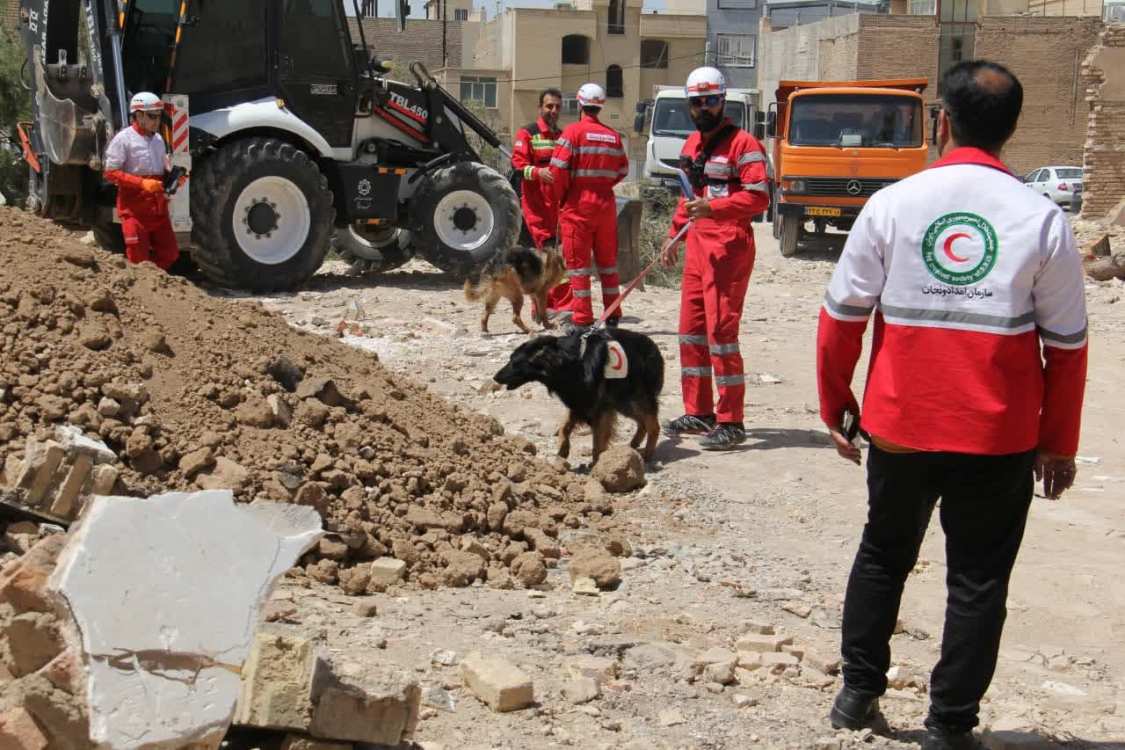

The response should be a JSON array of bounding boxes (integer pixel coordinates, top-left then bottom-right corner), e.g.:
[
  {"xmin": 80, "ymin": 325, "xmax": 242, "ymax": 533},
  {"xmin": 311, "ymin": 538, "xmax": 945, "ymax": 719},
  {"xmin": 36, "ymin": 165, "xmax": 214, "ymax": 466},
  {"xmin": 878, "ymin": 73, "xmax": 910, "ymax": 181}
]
[
  {"xmin": 817, "ymin": 308, "xmax": 866, "ymax": 430},
  {"xmin": 1039, "ymin": 343, "xmax": 1088, "ymax": 457}
]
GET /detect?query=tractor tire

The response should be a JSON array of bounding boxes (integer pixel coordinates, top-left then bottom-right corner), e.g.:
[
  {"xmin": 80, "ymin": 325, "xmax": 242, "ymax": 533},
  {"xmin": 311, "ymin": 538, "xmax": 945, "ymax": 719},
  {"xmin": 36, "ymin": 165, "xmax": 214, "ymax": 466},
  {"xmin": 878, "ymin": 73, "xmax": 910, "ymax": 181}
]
[
  {"xmin": 779, "ymin": 214, "xmax": 802, "ymax": 258},
  {"xmin": 410, "ymin": 161, "xmax": 519, "ymax": 278},
  {"xmin": 332, "ymin": 224, "xmax": 415, "ymax": 275},
  {"xmin": 189, "ymin": 137, "xmax": 335, "ymax": 293},
  {"xmin": 92, "ymin": 222, "xmax": 125, "ymax": 254}
]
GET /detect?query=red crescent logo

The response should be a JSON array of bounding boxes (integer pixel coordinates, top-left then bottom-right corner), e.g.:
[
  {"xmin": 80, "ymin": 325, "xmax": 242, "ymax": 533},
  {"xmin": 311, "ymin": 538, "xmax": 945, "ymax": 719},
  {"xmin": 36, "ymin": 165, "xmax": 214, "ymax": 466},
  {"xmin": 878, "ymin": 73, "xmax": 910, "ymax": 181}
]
[
  {"xmin": 943, "ymin": 232, "xmax": 971, "ymax": 263},
  {"xmin": 609, "ymin": 347, "xmax": 624, "ymax": 371}
]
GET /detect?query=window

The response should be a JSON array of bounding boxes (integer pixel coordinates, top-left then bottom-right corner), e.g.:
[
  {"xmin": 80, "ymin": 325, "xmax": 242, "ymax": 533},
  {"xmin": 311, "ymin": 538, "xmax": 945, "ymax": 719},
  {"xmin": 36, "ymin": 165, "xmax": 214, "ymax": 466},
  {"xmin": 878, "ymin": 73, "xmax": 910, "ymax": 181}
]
[
  {"xmin": 718, "ymin": 0, "xmax": 756, "ymax": 7},
  {"xmin": 640, "ymin": 40, "xmax": 669, "ymax": 69},
  {"xmin": 606, "ymin": 65, "xmax": 623, "ymax": 98},
  {"xmin": 908, "ymin": 0, "xmax": 936, "ymax": 13},
  {"xmin": 562, "ymin": 93, "xmax": 581, "ymax": 116},
  {"xmin": 788, "ymin": 95, "xmax": 923, "ymax": 148},
  {"xmin": 460, "ymin": 76, "xmax": 498, "ymax": 108},
  {"xmin": 455, "ymin": 7, "xmax": 469, "ymax": 20},
  {"xmin": 1056, "ymin": 168, "xmax": 1082, "ymax": 179},
  {"xmin": 608, "ymin": 0, "xmax": 625, "ymax": 34},
  {"xmin": 562, "ymin": 34, "xmax": 591, "ymax": 65},
  {"xmin": 173, "ymin": 2, "xmax": 267, "ymax": 97},
  {"xmin": 715, "ymin": 33, "xmax": 755, "ymax": 68},
  {"xmin": 937, "ymin": 23, "xmax": 974, "ymax": 84}
]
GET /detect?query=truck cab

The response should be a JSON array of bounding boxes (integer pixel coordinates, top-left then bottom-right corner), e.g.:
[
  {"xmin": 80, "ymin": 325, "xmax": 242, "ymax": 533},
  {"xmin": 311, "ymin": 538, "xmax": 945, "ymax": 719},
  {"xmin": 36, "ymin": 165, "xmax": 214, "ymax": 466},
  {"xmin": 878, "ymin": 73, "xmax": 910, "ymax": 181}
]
[
  {"xmin": 639, "ymin": 87, "xmax": 759, "ymax": 192},
  {"xmin": 768, "ymin": 79, "xmax": 928, "ymax": 257}
]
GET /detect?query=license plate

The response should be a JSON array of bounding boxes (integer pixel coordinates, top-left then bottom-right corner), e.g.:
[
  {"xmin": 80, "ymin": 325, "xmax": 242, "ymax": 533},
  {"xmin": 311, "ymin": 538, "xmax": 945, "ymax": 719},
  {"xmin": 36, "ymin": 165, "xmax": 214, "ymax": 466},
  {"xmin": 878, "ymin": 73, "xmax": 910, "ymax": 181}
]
[{"xmin": 806, "ymin": 207, "xmax": 842, "ymax": 217}]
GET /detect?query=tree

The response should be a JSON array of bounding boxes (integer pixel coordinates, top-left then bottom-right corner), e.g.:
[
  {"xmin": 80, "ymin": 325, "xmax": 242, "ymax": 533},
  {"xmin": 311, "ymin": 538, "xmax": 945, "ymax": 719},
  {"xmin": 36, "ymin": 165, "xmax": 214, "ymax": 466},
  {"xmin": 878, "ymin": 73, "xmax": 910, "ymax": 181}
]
[{"xmin": 0, "ymin": 27, "xmax": 32, "ymax": 206}]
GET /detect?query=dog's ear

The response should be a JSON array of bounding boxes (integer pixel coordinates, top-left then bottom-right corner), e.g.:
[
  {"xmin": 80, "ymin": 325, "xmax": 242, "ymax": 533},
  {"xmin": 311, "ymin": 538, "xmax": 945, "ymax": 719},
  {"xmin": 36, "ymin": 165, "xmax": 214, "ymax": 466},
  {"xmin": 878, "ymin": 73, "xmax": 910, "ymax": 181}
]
[{"xmin": 581, "ymin": 333, "xmax": 609, "ymax": 386}]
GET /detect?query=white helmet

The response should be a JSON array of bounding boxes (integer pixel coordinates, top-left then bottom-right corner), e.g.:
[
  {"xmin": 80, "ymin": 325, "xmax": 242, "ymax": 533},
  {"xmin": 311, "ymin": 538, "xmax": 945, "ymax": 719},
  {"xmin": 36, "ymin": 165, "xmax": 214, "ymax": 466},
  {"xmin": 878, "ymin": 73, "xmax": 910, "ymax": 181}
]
[
  {"xmin": 685, "ymin": 67, "xmax": 726, "ymax": 98},
  {"xmin": 129, "ymin": 92, "xmax": 163, "ymax": 114},
  {"xmin": 577, "ymin": 82, "xmax": 606, "ymax": 109}
]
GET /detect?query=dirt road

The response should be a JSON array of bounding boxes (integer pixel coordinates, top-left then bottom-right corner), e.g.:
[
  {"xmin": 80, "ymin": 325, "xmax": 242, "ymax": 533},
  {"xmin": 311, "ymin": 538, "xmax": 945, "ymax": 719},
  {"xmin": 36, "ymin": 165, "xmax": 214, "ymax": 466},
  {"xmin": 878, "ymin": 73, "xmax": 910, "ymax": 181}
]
[{"xmin": 245, "ymin": 226, "xmax": 1125, "ymax": 749}]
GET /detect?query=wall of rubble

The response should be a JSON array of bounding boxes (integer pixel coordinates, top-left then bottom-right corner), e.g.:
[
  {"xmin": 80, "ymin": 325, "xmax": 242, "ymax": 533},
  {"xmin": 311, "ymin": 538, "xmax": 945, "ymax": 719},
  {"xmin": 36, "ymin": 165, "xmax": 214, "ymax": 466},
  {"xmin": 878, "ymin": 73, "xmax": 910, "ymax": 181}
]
[{"xmin": 1080, "ymin": 23, "xmax": 1125, "ymax": 219}]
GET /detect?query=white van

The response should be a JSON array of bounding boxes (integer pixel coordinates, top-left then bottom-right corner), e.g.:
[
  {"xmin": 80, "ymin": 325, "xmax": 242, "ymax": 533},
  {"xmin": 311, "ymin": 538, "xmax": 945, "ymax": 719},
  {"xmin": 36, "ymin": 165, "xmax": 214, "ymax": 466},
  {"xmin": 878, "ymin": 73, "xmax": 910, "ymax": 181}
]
[{"xmin": 636, "ymin": 86, "xmax": 760, "ymax": 191}]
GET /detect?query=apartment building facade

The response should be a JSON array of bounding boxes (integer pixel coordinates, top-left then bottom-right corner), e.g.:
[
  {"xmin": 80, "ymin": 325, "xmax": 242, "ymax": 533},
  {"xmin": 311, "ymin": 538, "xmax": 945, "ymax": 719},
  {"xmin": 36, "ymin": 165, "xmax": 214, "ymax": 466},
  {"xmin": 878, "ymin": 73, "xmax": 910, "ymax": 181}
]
[{"xmin": 438, "ymin": 0, "xmax": 706, "ymax": 139}]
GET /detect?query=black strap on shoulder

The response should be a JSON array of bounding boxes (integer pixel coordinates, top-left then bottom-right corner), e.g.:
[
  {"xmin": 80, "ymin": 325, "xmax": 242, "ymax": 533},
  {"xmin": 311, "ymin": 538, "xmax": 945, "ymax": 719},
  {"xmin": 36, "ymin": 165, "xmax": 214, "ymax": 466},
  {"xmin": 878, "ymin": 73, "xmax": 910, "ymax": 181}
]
[
  {"xmin": 681, "ymin": 124, "xmax": 738, "ymax": 190},
  {"xmin": 523, "ymin": 122, "xmax": 541, "ymax": 137}
]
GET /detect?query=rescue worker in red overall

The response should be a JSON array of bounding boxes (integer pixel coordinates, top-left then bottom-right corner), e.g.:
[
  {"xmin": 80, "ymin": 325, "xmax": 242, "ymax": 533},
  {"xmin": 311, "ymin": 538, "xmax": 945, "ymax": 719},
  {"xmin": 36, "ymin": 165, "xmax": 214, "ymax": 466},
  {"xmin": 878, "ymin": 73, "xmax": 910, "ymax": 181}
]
[
  {"xmin": 511, "ymin": 88, "xmax": 572, "ymax": 321},
  {"xmin": 103, "ymin": 92, "xmax": 180, "ymax": 270},
  {"xmin": 659, "ymin": 67, "xmax": 770, "ymax": 450},
  {"xmin": 550, "ymin": 83, "xmax": 630, "ymax": 333}
]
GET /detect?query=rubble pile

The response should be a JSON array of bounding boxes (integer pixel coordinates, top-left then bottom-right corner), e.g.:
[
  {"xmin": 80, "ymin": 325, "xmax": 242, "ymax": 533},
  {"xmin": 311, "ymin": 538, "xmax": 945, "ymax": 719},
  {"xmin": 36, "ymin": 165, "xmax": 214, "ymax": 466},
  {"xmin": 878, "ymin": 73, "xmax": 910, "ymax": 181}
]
[{"xmin": 0, "ymin": 208, "xmax": 617, "ymax": 592}]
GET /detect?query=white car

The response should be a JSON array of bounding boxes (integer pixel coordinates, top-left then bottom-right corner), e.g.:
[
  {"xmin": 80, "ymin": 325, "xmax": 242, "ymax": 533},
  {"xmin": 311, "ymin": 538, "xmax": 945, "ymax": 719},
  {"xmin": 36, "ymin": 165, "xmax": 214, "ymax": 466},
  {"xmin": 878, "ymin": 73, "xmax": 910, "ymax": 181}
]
[{"xmin": 1024, "ymin": 166, "xmax": 1083, "ymax": 208}]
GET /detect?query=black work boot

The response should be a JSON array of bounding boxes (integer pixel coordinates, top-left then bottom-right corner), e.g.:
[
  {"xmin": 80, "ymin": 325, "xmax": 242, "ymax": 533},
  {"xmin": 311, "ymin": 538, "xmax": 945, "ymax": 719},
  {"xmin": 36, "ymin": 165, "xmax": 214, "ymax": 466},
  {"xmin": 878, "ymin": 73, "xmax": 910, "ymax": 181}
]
[
  {"xmin": 921, "ymin": 726, "xmax": 984, "ymax": 750},
  {"xmin": 661, "ymin": 413, "xmax": 716, "ymax": 435},
  {"xmin": 699, "ymin": 422, "xmax": 747, "ymax": 451},
  {"xmin": 829, "ymin": 687, "xmax": 880, "ymax": 731}
]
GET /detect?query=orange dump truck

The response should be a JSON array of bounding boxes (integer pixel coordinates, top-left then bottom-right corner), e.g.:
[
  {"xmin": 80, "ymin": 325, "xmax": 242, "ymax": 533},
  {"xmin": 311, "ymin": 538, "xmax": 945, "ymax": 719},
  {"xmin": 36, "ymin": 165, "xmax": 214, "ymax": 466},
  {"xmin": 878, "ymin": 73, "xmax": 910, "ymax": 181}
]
[{"xmin": 765, "ymin": 78, "xmax": 930, "ymax": 257}]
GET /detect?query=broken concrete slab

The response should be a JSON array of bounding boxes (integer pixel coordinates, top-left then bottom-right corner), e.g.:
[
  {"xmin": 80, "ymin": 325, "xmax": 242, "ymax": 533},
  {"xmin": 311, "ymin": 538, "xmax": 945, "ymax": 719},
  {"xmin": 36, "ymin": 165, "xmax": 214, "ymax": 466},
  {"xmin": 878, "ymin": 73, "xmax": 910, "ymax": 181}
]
[{"xmin": 48, "ymin": 490, "xmax": 322, "ymax": 749}]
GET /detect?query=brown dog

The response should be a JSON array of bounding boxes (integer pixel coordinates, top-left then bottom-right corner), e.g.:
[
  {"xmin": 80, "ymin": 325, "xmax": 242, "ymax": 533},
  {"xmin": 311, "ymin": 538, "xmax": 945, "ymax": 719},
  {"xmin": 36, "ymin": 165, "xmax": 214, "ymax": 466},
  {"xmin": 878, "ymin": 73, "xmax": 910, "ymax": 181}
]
[{"xmin": 464, "ymin": 245, "xmax": 567, "ymax": 334}]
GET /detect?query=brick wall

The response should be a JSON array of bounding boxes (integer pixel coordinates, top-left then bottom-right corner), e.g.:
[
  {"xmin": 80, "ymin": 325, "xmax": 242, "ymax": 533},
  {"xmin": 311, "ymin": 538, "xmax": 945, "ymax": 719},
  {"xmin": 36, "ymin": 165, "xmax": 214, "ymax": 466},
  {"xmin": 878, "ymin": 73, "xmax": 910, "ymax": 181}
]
[
  {"xmin": 348, "ymin": 17, "xmax": 462, "ymax": 73},
  {"xmin": 2, "ymin": 0, "xmax": 20, "ymax": 31},
  {"xmin": 855, "ymin": 16, "xmax": 940, "ymax": 99},
  {"xmin": 818, "ymin": 32, "xmax": 859, "ymax": 81},
  {"xmin": 1080, "ymin": 24, "xmax": 1125, "ymax": 218},
  {"xmin": 974, "ymin": 17, "xmax": 1103, "ymax": 176}
]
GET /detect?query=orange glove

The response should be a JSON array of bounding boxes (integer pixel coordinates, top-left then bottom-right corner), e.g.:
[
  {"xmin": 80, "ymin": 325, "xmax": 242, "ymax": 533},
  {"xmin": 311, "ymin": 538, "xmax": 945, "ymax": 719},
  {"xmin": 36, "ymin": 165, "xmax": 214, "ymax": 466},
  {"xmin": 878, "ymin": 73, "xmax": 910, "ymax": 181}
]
[{"xmin": 141, "ymin": 178, "xmax": 163, "ymax": 194}]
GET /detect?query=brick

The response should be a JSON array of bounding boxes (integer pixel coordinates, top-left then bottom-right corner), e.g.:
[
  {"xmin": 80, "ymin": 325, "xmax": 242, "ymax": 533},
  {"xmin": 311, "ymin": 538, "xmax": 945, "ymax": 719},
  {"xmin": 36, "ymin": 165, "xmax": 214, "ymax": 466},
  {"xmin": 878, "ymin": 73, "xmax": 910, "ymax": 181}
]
[
  {"xmin": 235, "ymin": 633, "xmax": 328, "ymax": 731},
  {"xmin": 0, "ymin": 707, "xmax": 48, "ymax": 750},
  {"xmin": 804, "ymin": 651, "xmax": 841, "ymax": 675},
  {"xmin": 16, "ymin": 440, "xmax": 66, "ymax": 507},
  {"xmin": 308, "ymin": 670, "xmax": 421, "ymax": 744},
  {"xmin": 89, "ymin": 464, "xmax": 119, "ymax": 496},
  {"xmin": 740, "ymin": 621, "xmax": 774, "ymax": 635},
  {"xmin": 735, "ymin": 633, "xmax": 793, "ymax": 653},
  {"xmin": 762, "ymin": 651, "xmax": 800, "ymax": 674},
  {"xmin": 461, "ymin": 651, "xmax": 535, "ymax": 712},
  {"xmin": 50, "ymin": 454, "xmax": 93, "ymax": 518},
  {"xmin": 369, "ymin": 557, "xmax": 407, "ymax": 585},
  {"xmin": 566, "ymin": 654, "xmax": 618, "ymax": 684}
]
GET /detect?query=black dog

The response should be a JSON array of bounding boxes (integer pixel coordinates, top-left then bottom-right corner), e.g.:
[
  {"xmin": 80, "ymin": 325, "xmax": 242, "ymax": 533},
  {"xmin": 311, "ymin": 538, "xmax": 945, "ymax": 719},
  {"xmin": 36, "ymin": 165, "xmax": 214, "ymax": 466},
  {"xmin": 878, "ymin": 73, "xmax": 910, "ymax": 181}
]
[{"xmin": 493, "ymin": 328, "xmax": 664, "ymax": 466}]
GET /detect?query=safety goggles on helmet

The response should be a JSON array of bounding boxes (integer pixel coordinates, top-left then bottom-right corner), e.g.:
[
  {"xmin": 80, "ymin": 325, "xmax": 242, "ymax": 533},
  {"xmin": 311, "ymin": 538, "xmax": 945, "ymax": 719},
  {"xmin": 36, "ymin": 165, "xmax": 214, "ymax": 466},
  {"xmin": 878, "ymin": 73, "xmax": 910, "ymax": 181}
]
[{"xmin": 688, "ymin": 95, "xmax": 724, "ymax": 108}]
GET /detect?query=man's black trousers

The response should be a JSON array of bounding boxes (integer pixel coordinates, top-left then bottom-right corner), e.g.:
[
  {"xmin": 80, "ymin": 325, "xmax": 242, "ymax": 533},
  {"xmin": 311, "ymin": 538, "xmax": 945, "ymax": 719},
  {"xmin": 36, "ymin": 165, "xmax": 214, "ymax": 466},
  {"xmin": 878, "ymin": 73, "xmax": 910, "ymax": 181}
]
[{"xmin": 840, "ymin": 444, "xmax": 1036, "ymax": 732}]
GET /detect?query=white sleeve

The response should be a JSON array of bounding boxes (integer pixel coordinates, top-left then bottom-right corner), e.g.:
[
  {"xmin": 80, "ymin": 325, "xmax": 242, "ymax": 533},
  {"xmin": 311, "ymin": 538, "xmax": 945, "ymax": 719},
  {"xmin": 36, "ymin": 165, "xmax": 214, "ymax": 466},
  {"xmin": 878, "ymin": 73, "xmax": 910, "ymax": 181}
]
[
  {"xmin": 1034, "ymin": 209, "xmax": 1088, "ymax": 350},
  {"xmin": 823, "ymin": 198, "xmax": 887, "ymax": 322},
  {"xmin": 103, "ymin": 132, "xmax": 127, "ymax": 171}
]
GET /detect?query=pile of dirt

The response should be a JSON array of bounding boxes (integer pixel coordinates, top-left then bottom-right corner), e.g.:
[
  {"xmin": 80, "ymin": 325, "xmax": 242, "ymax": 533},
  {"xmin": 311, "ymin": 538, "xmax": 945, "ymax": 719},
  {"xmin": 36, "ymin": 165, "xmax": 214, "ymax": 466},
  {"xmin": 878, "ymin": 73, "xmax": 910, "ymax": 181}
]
[{"xmin": 0, "ymin": 208, "xmax": 617, "ymax": 591}]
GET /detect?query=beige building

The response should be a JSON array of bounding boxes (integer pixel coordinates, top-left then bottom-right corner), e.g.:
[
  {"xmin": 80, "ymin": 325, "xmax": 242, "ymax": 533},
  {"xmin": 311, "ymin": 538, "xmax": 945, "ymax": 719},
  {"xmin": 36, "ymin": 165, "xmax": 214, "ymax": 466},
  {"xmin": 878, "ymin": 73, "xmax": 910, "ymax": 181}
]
[
  {"xmin": 887, "ymin": 0, "xmax": 1103, "ymax": 16},
  {"xmin": 438, "ymin": 0, "xmax": 706, "ymax": 139},
  {"xmin": 423, "ymin": 0, "xmax": 482, "ymax": 22}
]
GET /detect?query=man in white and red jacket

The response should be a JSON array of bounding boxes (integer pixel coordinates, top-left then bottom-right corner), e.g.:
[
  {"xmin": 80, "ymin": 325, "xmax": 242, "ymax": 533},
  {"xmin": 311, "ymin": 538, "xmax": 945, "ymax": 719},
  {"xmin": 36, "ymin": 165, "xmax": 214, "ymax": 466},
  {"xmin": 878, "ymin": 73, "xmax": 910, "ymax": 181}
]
[
  {"xmin": 818, "ymin": 61, "xmax": 1087, "ymax": 750},
  {"xmin": 660, "ymin": 67, "xmax": 770, "ymax": 451},
  {"xmin": 103, "ymin": 92, "xmax": 179, "ymax": 270}
]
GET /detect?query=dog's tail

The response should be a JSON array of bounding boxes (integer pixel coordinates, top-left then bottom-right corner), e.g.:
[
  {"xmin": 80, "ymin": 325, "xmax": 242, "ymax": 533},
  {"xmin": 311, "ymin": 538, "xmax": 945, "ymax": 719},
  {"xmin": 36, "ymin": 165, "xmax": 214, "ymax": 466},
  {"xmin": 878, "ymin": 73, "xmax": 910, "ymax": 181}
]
[
  {"xmin": 509, "ymin": 247, "xmax": 545, "ymax": 288},
  {"xmin": 463, "ymin": 277, "xmax": 482, "ymax": 302}
]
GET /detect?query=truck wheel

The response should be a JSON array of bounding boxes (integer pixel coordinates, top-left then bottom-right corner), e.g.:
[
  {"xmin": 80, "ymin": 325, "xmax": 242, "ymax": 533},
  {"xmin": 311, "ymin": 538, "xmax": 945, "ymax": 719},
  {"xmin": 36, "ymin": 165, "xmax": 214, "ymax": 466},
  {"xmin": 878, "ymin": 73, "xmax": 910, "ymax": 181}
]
[
  {"xmin": 771, "ymin": 211, "xmax": 781, "ymax": 240},
  {"xmin": 333, "ymin": 224, "xmax": 415, "ymax": 274},
  {"xmin": 779, "ymin": 214, "xmax": 802, "ymax": 258},
  {"xmin": 410, "ymin": 161, "xmax": 519, "ymax": 278},
  {"xmin": 92, "ymin": 222, "xmax": 125, "ymax": 254},
  {"xmin": 190, "ymin": 138, "xmax": 335, "ymax": 292}
]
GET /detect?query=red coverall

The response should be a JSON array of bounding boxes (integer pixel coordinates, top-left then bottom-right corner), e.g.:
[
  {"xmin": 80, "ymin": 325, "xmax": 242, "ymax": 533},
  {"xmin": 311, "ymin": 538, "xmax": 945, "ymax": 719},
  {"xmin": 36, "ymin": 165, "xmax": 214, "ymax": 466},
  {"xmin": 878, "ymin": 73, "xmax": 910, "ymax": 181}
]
[
  {"xmin": 550, "ymin": 114, "xmax": 629, "ymax": 327},
  {"xmin": 511, "ymin": 117, "xmax": 571, "ymax": 314},
  {"xmin": 103, "ymin": 122, "xmax": 179, "ymax": 269},
  {"xmin": 668, "ymin": 120, "xmax": 769, "ymax": 423}
]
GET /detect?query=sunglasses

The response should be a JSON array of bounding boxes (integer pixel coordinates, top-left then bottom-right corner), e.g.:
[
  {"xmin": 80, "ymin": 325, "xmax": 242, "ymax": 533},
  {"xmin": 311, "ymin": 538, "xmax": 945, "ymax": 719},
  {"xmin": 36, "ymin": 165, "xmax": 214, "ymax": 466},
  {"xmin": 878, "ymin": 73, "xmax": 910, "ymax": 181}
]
[
  {"xmin": 140, "ymin": 111, "xmax": 162, "ymax": 120},
  {"xmin": 689, "ymin": 95, "xmax": 723, "ymax": 108}
]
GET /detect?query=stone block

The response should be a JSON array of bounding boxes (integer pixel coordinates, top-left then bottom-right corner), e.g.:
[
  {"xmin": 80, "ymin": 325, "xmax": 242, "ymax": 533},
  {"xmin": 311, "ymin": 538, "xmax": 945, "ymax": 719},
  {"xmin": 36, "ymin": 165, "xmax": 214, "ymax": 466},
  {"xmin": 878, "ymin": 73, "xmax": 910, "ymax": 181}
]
[
  {"xmin": 566, "ymin": 655, "xmax": 618, "ymax": 684},
  {"xmin": 17, "ymin": 440, "xmax": 66, "ymax": 507},
  {"xmin": 561, "ymin": 678, "xmax": 600, "ymax": 704},
  {"xmin": 236, "ymin": 633, "xmax": 328, "ymax": 730},
  {"xmin": 735, "ymin": 634, "xmax": 793, "ymax": 654},
  {"xmin": 89, "ymin": 465, "xmax": 119, "ymax": 496},
  {"xmin": 804, "ymin": 651, "xmax": 841, "ymax": 675},
  {"xmin": 370, "ymin": 557, "xmax": 407, "ymax": 585},
  {"xmin": 50, "ymin": 491, "xmax": 322, "ymax": 748},
  {"xmin": 461, "ymin": 652, "xmax": 534, "ymax": 712},
  {"xmin": 762, "ymin": 652, "xmax": 800, "ymax": 674},
  {"xmin": 309, "ymin": 670, "xmax": 420, "ymax": 744}
]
